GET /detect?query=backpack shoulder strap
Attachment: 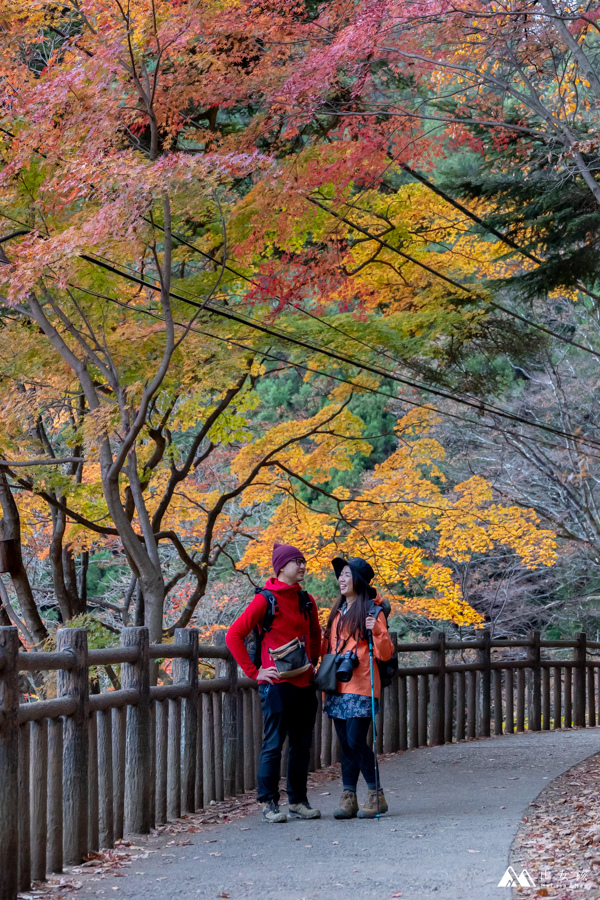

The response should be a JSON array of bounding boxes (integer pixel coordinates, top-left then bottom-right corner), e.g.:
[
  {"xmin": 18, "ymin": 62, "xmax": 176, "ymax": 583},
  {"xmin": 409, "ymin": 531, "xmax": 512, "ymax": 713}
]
[
  {"xmin": 369, "ymin": 598, "xmax": 391, "ymax": 620},
  {"xmin": 256, "ymin": 588, "xmax": 278, "ymax": 634},
  {"xmin": 298, "ymin": 589, "xmax": 313, "ymax": 616}
]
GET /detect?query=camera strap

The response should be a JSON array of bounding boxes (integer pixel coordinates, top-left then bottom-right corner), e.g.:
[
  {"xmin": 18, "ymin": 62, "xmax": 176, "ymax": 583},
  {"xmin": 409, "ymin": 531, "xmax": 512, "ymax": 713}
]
[{"xmin": 333, "ymin": 616, "xmax": 358, "ymax": 655}]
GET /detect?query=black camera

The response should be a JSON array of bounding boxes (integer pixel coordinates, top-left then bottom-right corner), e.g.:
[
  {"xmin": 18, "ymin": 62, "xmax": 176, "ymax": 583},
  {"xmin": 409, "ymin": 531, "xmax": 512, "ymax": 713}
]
[{"xmin": 335, "ymin": 650, "xmax": 359, "ymax": 682}]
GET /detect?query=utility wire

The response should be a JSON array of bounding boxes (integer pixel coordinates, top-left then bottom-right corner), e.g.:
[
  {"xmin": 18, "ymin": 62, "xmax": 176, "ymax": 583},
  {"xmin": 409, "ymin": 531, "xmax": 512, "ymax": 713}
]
[
  {"xmin": 77, "ymin": 249, "xmax": 600, "ymax": 451},
  {"xmin": 147, "ymin": 205, "xmax": 600, "ymax": 370},
  {"xmin": 398, "ymin": 164, "xmax": 600, "ymax": 303},
  {"xmin": 68, "ymin": 280, "xmax": 600, "ymax": 462},
  {"xmin": 136, "ymin": 221, "xmax": 600, "ymax": 450},
  {"xmin": 2, "ymin": 214, "xmax": 599, "ymax": 451},
  {"xmin": 307, "ymin": 196, "xmax": 600, "ymax": 363}
]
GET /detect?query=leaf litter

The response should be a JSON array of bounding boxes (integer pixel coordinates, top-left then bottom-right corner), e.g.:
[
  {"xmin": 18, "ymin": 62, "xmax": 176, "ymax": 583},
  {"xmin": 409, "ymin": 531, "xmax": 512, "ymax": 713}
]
[{"xmin": 511, "ymin": 750, "xmax": 600, "ymax": 898}]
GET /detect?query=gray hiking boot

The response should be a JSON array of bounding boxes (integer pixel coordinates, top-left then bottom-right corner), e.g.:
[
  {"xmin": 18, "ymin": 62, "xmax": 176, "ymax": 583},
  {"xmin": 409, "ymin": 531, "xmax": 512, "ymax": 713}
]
[
  {"xmin": 262, "ymin": 800, "xmax": 287, "ymax": 823},
  {"xmin": 288, "ymin": 801, "xmax": 321, "ymax": 820}
]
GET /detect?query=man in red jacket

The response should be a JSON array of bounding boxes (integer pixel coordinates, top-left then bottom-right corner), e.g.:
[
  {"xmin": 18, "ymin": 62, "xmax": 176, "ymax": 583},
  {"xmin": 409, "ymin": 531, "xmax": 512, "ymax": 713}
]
[{"xmin": 226, "ymin": 542, "xmax": 322, "ymax": 823}]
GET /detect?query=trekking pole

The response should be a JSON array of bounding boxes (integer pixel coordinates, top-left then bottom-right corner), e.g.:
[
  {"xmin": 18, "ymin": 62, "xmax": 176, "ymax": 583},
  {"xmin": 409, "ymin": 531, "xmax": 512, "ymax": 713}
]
[{"xmin": 367, "ymin": 628, "xmax": 381, "ymax": 819}]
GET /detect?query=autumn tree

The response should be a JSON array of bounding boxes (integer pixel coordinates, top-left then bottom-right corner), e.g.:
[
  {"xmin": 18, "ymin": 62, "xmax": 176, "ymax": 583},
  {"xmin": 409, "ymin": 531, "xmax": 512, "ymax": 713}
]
[{"xmin": 0, "ymin": 0, "xmax": 568, "ymax": 644}]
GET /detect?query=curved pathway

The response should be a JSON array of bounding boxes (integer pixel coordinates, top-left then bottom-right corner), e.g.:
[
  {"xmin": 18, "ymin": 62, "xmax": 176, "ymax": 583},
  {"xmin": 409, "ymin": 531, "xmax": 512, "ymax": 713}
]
[{"xmin": 71, "ymin": 730, "xmax": 600, "ymax": 900}]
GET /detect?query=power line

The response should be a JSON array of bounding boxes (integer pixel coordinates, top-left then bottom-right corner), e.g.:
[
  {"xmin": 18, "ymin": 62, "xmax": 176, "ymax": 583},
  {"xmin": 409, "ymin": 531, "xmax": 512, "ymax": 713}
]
[
  {"xmin": 77, "ymin": 249, "xmax": 600, "ymax": 451},
  {"xmin": 68, "ymin": 280, "xmax": 600, "ymax": 462},
  {"xmin": 307, "ymin": 196, "xmax": 600, "ymax": 363},
  {"xmin": 398, "ymin": 163, "xmax": 600, "ymax": 304},
  {"xmin": 2, "ymin": 215, "xmax": 599, "ymax": 452},
  {"xmin": 150, "ymin": 203, "xmax": 600, "ymax": 372}
]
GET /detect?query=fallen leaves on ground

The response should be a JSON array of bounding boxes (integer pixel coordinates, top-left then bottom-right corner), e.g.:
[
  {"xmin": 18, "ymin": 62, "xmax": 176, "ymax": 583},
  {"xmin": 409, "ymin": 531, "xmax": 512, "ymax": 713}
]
[{"xmin": 511, "ymin": 748, "xmax": 600, "ymax": 898}]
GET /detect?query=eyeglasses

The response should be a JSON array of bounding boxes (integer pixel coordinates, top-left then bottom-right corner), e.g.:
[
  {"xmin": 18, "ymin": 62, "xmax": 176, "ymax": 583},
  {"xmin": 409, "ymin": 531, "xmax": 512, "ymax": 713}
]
[{"xmin": 292, "ymin": 558, "xmax": 306, "ymax": 566}]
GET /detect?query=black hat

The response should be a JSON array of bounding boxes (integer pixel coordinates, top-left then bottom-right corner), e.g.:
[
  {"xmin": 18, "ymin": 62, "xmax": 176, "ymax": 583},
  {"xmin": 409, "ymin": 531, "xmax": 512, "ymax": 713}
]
[{"xmin": 331, "ymin": 556, "xmax": 377, "ymax": 599}]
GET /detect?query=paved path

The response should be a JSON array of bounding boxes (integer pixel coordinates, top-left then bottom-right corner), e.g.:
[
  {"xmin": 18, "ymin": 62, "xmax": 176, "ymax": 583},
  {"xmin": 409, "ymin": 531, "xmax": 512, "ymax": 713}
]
[{"xmin": 75, "ymin": 730, "xmax": 600, "ymax": 900}]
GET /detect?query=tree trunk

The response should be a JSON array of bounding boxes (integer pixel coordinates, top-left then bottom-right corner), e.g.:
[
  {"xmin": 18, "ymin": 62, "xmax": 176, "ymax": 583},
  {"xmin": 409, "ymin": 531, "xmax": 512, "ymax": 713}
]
[
  {"xmin": 79, "ymin": 551, "xmax": 88, "ymax": 611},
  {"xmin": 63, "ymin": 545, "xmax": 83, "ymax": 615},
  {"xmin": 50, "ymin": 505, "xmax": 74, "ymax": 623},
  {"xmin": 0, "ymin": 470, "xmax": 47, "ymax": 645}
]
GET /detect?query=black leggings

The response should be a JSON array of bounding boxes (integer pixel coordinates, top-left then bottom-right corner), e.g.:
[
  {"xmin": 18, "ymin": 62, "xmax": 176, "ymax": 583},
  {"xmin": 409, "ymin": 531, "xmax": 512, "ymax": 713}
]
[{"xmin": 332, "ymin": 717, "xmax": 377, "ymax": 792}]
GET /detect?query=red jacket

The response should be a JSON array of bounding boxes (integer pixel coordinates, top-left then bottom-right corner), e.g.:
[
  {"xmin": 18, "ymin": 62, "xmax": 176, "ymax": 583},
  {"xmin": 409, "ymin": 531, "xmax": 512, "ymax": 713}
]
[{"xmin": 226, "ymin": 578, "xmax": 322, "ymax": 687}]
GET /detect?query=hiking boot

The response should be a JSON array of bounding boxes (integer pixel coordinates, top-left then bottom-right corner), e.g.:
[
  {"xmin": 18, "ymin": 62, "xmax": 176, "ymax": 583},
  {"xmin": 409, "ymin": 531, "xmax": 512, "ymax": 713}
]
[
  {"xmin": 288, "ymin": 801, "xmax": 321, "ymax": 820},
  {"xmin": 357, "ymin": 789, "xmax": 388, "ymax": 818},
  {"xmin": 333, "ymin": 790, "xmax": 358, "ymax": 819},
  {"xmin": 262, "ymin": 800, "xmax": 287, "ymax": 823}
]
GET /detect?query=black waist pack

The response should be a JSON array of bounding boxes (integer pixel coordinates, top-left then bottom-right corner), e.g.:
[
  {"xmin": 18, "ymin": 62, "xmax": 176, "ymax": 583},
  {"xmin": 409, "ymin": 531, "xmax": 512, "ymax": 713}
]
[{"xmin": 269, "ymin": 638, "xmax": 311, "ymax": 679}]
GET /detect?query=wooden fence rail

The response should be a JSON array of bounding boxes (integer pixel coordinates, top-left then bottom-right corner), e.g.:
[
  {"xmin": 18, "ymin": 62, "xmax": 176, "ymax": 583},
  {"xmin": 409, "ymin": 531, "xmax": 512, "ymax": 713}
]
[{"xmin": 1, "ymin": 625, "xmax": 600, "ymax": 899}]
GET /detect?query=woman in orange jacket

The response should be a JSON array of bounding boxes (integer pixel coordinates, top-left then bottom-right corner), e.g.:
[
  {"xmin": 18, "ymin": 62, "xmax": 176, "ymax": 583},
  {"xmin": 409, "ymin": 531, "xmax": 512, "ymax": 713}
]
[{"xmin": 322, "ymin": 556, "xmax": 394, "ymax": 819}]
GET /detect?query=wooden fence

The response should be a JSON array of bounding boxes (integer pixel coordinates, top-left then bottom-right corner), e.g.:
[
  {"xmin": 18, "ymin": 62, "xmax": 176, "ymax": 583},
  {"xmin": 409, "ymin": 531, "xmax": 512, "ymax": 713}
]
[{"xmin": 1, "ymin": 625, "xmax": 599, "ymax": 900}]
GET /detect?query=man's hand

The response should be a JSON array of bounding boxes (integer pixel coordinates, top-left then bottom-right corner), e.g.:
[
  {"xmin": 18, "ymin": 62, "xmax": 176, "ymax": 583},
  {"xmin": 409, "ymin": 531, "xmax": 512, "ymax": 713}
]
[{"xmin": 257, "ymin": 665, "xmax": 280, "ymax": 684}]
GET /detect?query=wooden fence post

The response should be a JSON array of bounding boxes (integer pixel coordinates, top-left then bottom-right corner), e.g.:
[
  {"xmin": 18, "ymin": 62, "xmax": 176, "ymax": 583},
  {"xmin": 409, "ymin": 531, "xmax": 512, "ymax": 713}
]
[
  {"xmin": 97, "ymin": 710, "xmax": 113, "ymax": 849},
  {"xmin": 173, "ymin": 628, "xmax": 198, "ymax": 814},
  {"xmin": 18, "ymin": 722, "xmax": 30, "ymax": 892},
  {"xmin": 202, "ymin": 693, "xmax": 215, "ymax": 807},
  {"xmin": 588, "ymin": 664, "xmax": 596, "ymax": 727},
  {"xmin": 418, "ymin": 675, "xmax": 428, "ymax": 746},
  {"xmin": 57, "ymin": 627, "xmax": 89, "ymax": 866},
  {"xmin": 467, "ymin": 671, "xmax": 476, "ymax": 739},
  {"xmin": 236, "ymin": 689, "xmax": 244, "ymax": 795},
  {"xmin": 398, "ymin": 674, "xmax": 407, "ymax": 751},
  {"xmin": 408, "ymin": 674, "xmax": 418, "ymax": 748},
  {"xmin": 505, "ymin": 668, "xmax": 514, "ymax": 734},
  {"xmin": 213, "ymin": 692, "xmax": 224, "ymax": 800},
  {"xmin": 564, "ymin": 666, "xmax": 572, "ymax": 728},
  {"xmin": 217, "ymin": 631, "xmax": 238, "ymax": 798},
  {"xmin": 167, "ymin": 694, "xmax": 181, "ymax": 820},
  {"xmin": 0, "ymin": 626, "xmax": 19, "ymax": 900},
  {"xmin": 155, "ymin": 701, "xmax": 168, "ymax": 824},
  {"xmin": 552, "ymin": 667, "xmax": 562, "ymax": 730},
  {"xmin": 31, "ymin": 719, "xmax": 48, "ymax": 882},
  {"xmin": 88, "ymin": 712, "xmax": 99, "ymax": 852},
  {"xmin": 384, "ymin": 633, "xmax": 399, "ymax": 752},
  {"xmin": 47, "ymin": 718, "xmax": 63, "ymax": 873},
  {"xmin": 574, "ymin": 632, "xmax": 587, "ymax": 727},
  {"xmin": 430, "ymin": 631, "xmax": 446, "ymax": 745},
  {"xmin": 112, "ymin": 706, "xmax": 126, "ymax": 839},
  {"xmin": 528, "ymin": 631, "xmax": 541, "ymax": 731},
  {"xmin": 445, "ymin": 672, "xmax": 454, "ymax": 743},
  {"xmin": 479, "ymin": 629, "xmax": 491, "ymax": 737},
  {"xmin": 195, "ymin": 694, "xmax": 204, "ymax": 809},
  {"xmin": 542, "ymin": 667, "xmax": 551, "ymax": 730},
  {"xmin": 456, "ymin": 671, "xmax": 465, "ymax": 741},
  {"xmin": 121, "ymin": 627, "xmax": 150, "ymax": 834}
]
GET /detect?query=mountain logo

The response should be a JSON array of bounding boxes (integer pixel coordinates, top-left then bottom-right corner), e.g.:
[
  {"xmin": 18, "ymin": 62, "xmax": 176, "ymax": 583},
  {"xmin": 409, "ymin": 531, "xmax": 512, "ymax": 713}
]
[{"xmin": 498, "ymin": 866, "xmax": 536, "ymax": 888}]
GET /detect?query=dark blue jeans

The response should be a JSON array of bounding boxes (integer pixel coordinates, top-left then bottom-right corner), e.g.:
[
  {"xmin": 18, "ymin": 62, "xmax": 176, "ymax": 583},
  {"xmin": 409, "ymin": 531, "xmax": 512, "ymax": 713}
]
[
  {"xmin": 333, "ymin": 716, "xmax": 377, "ymax": 792},
  {"xmin": 257, "ymin": 682, "xmax": 317, "ymax": 804}
]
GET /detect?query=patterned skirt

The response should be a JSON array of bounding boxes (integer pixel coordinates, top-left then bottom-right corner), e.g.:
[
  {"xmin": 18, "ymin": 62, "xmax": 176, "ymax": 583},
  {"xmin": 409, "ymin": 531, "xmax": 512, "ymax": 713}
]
[{"xmin": 323, "ymin": 692, "xmax": 379, "ymax": 720}]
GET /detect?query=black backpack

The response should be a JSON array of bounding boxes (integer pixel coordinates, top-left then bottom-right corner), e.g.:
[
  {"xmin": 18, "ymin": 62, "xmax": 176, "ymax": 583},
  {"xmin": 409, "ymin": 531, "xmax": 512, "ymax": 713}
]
[
  {"xmin": 369, "ymin": 599, "xmax": 398, "ymax": 689},
  {"xmin": 245, "ymin": 587, "xmax": 313, "ymax": 668}
]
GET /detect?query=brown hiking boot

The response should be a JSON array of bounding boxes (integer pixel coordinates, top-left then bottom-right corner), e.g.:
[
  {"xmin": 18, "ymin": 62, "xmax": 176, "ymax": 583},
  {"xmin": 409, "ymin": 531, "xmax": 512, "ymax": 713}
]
[
  {"xmin": 357, "ymin": 789, "xmax": 388, "ymax": 818},
  {"xmin": 333, "ymin": 790, "xmax": 358, "ymax": 819}
]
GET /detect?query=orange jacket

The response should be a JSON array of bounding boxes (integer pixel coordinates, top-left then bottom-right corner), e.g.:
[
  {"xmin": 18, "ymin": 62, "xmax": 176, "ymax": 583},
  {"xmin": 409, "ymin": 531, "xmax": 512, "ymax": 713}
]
[{"xmin": 321, "ymin": 601, "xmax": 394, "ymax": 699}]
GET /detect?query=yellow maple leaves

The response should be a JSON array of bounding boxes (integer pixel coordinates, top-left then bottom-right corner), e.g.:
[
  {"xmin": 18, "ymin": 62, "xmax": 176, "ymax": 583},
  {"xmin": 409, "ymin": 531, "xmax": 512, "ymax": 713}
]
[{"xmin": 239, "ymin": 408, "xmax": 557, "ymax": 626}]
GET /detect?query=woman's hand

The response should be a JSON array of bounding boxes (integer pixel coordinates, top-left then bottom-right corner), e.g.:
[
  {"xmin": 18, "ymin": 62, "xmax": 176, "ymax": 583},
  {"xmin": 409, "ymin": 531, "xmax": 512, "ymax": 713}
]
[
  {"xmin": 257, "ymin": 665, "xmax": 280, "ymax": 684},
  {"xmin": 365, "ymin": 615, "xmax": 377, "ymax": 631}
]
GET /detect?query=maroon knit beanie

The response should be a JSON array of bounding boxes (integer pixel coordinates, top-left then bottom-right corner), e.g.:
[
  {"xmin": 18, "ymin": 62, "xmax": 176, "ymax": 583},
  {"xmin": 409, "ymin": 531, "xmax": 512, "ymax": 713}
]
[{"xmin": 272, "ymin": 542, "xmax": 305, "ymax": 576}]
